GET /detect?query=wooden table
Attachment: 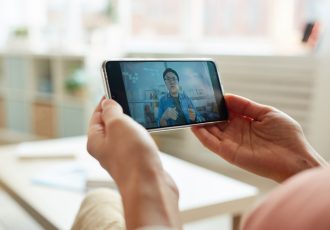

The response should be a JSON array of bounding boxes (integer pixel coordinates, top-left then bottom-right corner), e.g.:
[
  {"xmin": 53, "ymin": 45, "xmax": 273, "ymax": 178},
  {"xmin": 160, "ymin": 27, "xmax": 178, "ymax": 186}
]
[{"xmin": 0, "ymin": 136, "xmax": 258, "ymax": 230}]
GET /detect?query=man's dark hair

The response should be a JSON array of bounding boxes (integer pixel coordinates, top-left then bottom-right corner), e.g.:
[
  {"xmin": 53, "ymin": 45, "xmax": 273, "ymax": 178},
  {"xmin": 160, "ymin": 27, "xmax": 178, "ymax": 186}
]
[{"xmin": 163, "ymin": 68, "xmax": 179, "ymax": 82}]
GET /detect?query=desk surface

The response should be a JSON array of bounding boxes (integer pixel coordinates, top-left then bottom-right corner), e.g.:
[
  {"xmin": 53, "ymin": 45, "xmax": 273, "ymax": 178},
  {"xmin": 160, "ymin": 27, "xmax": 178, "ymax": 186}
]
[{"xmin": 0, "ymin": 136, "xmax": 258, "ymax": 230}]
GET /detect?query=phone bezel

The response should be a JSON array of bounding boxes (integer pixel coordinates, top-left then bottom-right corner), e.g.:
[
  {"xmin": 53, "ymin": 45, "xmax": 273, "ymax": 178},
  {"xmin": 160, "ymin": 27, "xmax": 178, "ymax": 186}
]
[{"xmin": 101, "ymin": 58, "xmax": 228, "ymax": 133}]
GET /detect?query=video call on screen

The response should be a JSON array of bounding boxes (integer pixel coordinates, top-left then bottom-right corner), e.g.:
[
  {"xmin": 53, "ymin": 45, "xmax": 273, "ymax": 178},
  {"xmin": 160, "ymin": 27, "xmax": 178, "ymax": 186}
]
[{"xmin": 120, "ymin": 61, "xmax": 223, "ymax": 129}]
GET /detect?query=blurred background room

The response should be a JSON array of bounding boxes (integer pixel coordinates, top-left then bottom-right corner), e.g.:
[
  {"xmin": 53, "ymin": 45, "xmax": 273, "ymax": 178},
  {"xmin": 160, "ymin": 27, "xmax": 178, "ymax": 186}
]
[{"xmin": 0, "ymin": 0, "xmax": 330, "ymax": 229}]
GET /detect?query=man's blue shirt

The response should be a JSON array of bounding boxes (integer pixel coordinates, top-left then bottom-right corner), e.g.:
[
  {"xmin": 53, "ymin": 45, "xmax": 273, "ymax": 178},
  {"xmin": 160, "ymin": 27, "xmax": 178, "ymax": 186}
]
[{"xmin": 157, "ymin": 92, "xmax": 203, "ymax": 126}]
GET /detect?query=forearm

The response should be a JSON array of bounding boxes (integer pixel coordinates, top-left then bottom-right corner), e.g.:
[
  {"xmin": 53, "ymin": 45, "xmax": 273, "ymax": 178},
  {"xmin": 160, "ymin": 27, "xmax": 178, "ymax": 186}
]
[{"xmin": 119, "ymin": 168, "xmax": 181, "ymax": 230}]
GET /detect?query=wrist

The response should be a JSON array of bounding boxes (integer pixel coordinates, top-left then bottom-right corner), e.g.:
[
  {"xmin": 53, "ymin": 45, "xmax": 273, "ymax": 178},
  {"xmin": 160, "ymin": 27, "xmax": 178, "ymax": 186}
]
[
  {"xmin": 160, "ymin": 115, "xmax": 168, "ymax": 126},
  {"xmin": 276, "ymin": 141, "xmax": 327, "ymax": 183},
  {"xmin": 102, "ymin": 146, "xmax": 161, "ymax": 185},
  {"xmin": 119, "ymin": 168, "xmax": 180, "ymax": 230},
  {"xmin": 115, "ymin": 158, "xmax": 163, "ymax": 189},
  {"xmin": 119, "ymin": 167, "xmax": 173, "ymax": 196}
]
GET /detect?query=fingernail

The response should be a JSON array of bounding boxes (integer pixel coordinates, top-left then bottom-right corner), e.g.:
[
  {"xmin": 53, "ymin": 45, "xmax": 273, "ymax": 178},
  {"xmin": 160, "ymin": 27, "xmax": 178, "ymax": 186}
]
[{"xmin": 102, "ymin": 99, "xmax": 111, "ymax": 108}]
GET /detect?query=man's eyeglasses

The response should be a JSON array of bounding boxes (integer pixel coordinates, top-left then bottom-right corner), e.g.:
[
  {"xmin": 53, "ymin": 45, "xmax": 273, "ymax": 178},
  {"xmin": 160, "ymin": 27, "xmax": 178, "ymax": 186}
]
[{"xmin": 164, "ymin": 77, "xmax": 178, "ymax": 82}]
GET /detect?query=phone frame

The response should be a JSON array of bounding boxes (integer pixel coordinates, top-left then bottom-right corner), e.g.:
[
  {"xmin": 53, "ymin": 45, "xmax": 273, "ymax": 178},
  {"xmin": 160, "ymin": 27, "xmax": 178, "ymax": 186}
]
[{"xmin": 101, "ymin": 58, "xmax": 228, "ymax": 133}]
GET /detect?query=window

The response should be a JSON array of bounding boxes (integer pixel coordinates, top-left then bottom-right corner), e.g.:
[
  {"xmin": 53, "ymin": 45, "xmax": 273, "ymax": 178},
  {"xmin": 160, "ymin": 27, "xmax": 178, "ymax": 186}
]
[
  {"xmin": 1, "ymin": 0, "xmax": 329, "ymax": 54},
  {"xmin": 294, "ymin": 0, "xmax": 330, "ymax": 30},
  {"xmin": 130, "ymin": 0, "xmax": 184, "ymax": 38},
  {"xmin": 203, "ymin": 0, "xmax": 270, "ymax": 37}
]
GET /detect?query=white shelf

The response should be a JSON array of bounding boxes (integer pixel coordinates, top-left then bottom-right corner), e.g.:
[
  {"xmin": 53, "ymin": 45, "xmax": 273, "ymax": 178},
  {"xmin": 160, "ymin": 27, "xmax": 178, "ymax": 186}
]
[
  {"xmin": 0, "ymin": 50, "xmax": 89, "ymax": 138},
  {"xmin": 0, "ymin": 89, "xmax": 5, "ymax": 97},
  {"xmin": 0, "ymin": 48, "xmax": 86, "ymax": 59},
  {"xmin": 0, "ymin": 57, "xmax": 4, "ymax": 90},
  {"xmin": 0, "ymin": 128, "xmax": 43, "ymax": 144},
  {"xmin": 32, "ymin": 92, "xmax": 56, "ymax": 103}
]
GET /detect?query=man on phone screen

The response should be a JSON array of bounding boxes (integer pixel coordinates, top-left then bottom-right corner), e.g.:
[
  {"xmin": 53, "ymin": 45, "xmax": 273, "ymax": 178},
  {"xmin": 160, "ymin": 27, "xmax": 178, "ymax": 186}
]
[{"xmin": 157, "ymin": 68, "xmax": 203, "ymax": 127}]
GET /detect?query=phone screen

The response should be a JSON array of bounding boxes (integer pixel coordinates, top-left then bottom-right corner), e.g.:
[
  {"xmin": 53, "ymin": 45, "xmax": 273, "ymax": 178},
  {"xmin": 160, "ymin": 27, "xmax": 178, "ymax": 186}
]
[{"xmin": 104, "ymin": 60, "xmax": 228, "ymax": 131}]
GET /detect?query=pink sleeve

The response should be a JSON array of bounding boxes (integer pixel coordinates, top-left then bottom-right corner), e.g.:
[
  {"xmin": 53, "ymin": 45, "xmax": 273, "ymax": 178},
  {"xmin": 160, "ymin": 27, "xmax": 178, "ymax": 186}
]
[{"xmin": 242, "ymin": 166, "xmax": 330, "ymax": 230}]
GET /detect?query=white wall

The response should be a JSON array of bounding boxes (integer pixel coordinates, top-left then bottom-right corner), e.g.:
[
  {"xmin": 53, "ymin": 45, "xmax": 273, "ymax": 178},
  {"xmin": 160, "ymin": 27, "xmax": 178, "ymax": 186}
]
[{"xmin": 309, "ymin": 25, "xmax": 330, "ymax": 159}]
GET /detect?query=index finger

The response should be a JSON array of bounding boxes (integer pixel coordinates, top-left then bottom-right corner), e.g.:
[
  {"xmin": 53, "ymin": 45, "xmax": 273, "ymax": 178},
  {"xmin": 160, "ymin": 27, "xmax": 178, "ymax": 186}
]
[
  {"xmin": 89, "ymin": 96, "xmax": 106, "ymax": 126},
  {"xmin": 94, "ymin": 96, "xmax": 106, "ymax": 113},
  {"xmin": 225, "ymin": 94, "xmax": 273, "ymax": 121}
]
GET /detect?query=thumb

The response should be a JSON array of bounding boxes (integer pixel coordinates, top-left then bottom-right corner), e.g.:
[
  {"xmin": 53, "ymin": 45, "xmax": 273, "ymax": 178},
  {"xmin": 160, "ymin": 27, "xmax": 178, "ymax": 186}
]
[
  {"xmin": 225, "ymin": 94, "xmax": 273, "ymax": 121},
  {"xmin": 101, "ymin": 99, "xmax": 123, "ymax": 125}
]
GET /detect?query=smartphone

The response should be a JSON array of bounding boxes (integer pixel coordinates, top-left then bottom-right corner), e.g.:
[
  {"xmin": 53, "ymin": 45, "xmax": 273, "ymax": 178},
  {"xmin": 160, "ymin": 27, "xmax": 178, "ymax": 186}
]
[{"xmin": 101, "ymin": 59, "xmax": 228, "ymax": 132}]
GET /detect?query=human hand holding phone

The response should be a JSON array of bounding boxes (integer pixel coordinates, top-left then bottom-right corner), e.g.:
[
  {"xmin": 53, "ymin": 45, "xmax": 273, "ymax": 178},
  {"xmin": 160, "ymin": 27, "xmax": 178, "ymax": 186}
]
[
  {"xmin": 192, "ymin": 94, "xmax": 327, "ymax": 183},
  {"xmin": 87, "ymin": 97, "xmax": 180, "ymax": 230}
]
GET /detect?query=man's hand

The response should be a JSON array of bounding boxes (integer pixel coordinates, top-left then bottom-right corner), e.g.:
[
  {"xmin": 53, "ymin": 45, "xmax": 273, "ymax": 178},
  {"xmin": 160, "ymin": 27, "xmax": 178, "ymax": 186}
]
[
  {"xmin": 160, "ymin": 107, "xmax": 178, "ymax": 126},
  {"xmin": 163, "ymin": 107, "xmax": 178, "ymax": 121},
  {"xmin": 188, "ymin": 108, "xmax": 196, "ymax": 121},
  {"xmin": 87, "ymin": 97, "xmax": 181, "ymax": 230},
  {"xmin": 192, "ymin": 94, "xmax": 327, "ymax": 183}
]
